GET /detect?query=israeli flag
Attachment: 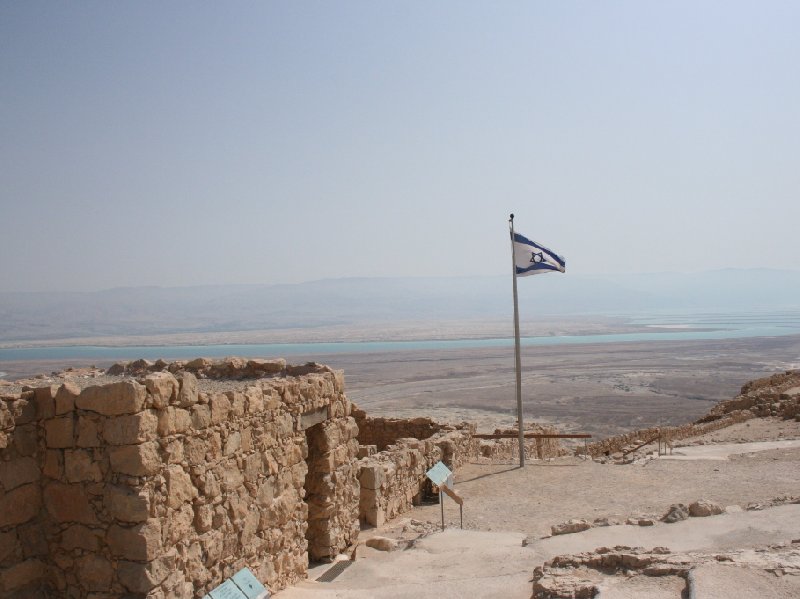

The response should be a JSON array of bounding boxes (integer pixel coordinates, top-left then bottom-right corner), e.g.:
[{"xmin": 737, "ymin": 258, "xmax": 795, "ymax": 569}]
[{"xmin": 512, "ymin": 232, "xmax": 566, "ymax": 277}]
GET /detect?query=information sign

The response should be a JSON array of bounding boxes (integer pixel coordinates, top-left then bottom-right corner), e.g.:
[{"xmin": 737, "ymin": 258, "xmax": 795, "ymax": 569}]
[
  {"xmin": 207, "ymin": 568, "xmax": 270, "ymax": 599},
  {"xmin": 426, "ymin": 461, "xmax": 453, "ymax": 488}
]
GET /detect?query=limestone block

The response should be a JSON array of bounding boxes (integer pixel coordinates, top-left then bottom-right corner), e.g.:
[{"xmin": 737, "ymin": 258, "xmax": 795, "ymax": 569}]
[
  {"xmin": 689, "ymin": 499, "xmax": 723, "ymax": 517},
  {"xmin": 239, "ymin": 509, "xmax": 259, "ymax": 545},
  {"xmin": 10, "ymin": 398, "xmax": 36, "ymax": 425},
  {"xmin": 107, "ymin": 519, "xmax": 162, "ymax": 561},
  {"xmin": 55, "ymin": 381, "xmax": 80, "ymax": 415},
  {"xmin": 64, "ymin": 449, "xmax": 103, "ymax": 483},
  {"xmin": 244, "ymin": 386, "xmax": 264, "ymax": 413},
  {"xmin": 184, "ymin": 437, "xmax": 208, "ymax": 464},
  {"xmin": 186, "ymin": 357, "xmax": 211, "ymax": 370},
  {"xmin": 76, "ymin": 416, "xmax": 101, "ymax": 447},
  {"xmin": 358, "ymin": 445, "xmax": 377, "ymax": 458},
  {"xmin": 241, "ymin": 427, "xmax": 252, "ymax": 452},
  {"xmin": 165, "ymin": 438, "xmax": 184, "ymax": 463},
  {"xmin": 166, "ymin": 465, "xmax": 196, "ymax": 508},
  {"xmin": 194, "ymin": 504, "xmax": 213, "ymax": 533},
  {"xmin": 45, "ymin": 416, "xmax": 74, "ymax": 448},
  {"xmin": 363, "ymin": 507, "xmax": 385, "ymax": 527},
  {"xmin": 243, "ymin": 453, "xmax": 261, "ymax": 483},
  {"xmin": 0, "ymin": 484, "xmax": 41, "ymax": 527},
  {"xmin": 157, "ymin": 407, "xmax": 192, "ymax": 436},
  {"xmin": 220, "ymin": 467, "xmax": 244, "ymax": 493},
  {"xmin": 0, "ymin": 457, "xmax": 39, "ymax": 491},
  {"xmin": 117, "ymin": 555, "xmax": 174, "ymax": 593},
  {"xmin": 167, "ymin": 504, "xmax": 195, "ymax": 544},
  {"xmin": 275, "ymin": 413, "xmax": 294, "ymax": 437},
  {"xmin": 191, "ymin": 404, "xmax": 211, "ymax": 429},
  {"xmin": 61, "ymin": 524, "xmax": 101, "ymax": 551},
  {"xmin": 223, "ymin": 431, "xmax": 241, "ymax": 456},
  {"xmin": 104, "ymin": 485, "xmax": 150, "ymax": 522},
  {"xmin": 144, "ymin": 372, "xmax": 179, "ymax": 409},
  {"xmin": 200, "ymin": 530, "xmax": 224, "ymax": 567},
  {"xmin": 43, "ymin": 450, "xmax": 62, "ymax": 479},
  {"xmin": 177, "ymin": 371, "xmax": 199, "ymax": 407},
  {"xmin": 359, "ymin": 465, "xmax": 384, "ymax": 490},
  {"xmin": 0, "ymin": 559, "xmax": 45, "ymax": 593},
  {"xmin": 43, "ymin": 482, "xmax": 96, "ymax": 524},
  {"xmin": 76, "ymin": 554, "xmax": 113, "ymax": 591},
  {"xmin": 103, "ymin": 411, "xmax": 158, "ymax": 445},
  {"xmin": 109, "ymin": 442, "xmax": 161, "ymax": 476},
  {"xmin": 365, "ymin": 536, "xmax": 398, "ymax": 551},
  {"xmin": 33, "ymin": 385, "xmax": 57, "ymax": 419},
  {"xmin": 256, "ymin": 477, "xmax": 275, "ymax": 506},
  {"xmin": 76, "ymin": 381, "xmax": 146, "ymax": 416},
  {"xmin": 210, "ymin": 394, "xmax": 231, "ymax": 424},
  {"xmin": 227, "ymin": 391, "xmax": 246, "ymax": 417},
  {"xmin": 247, "ymin": 358, "xmax": 285, "ymax": 375}
]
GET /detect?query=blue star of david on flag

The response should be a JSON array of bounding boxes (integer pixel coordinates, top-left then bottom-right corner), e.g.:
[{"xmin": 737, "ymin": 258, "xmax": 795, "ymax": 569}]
[{"xmin": 512, "ymin": 232, "xmax": 566, "ymax": 276}]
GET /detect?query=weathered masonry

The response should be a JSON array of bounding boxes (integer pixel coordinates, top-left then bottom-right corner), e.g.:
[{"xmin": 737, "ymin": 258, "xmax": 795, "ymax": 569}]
[
  {"xmin": 0, "ymin": 358, "xmax": 566, "ymax": 598},
  {"xmin": 0, "ymin": 360, "xmax": 359, "ymax": 597}
]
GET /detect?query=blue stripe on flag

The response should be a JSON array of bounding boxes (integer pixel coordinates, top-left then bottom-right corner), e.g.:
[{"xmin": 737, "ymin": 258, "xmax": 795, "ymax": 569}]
[{"xmin": 511, "ymin": 232, "xmax": 566, "ymax": 269}]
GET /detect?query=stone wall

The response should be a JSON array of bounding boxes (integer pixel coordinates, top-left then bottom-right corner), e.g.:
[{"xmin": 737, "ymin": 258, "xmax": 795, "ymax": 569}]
[
  {"xmin": 357, "ymin": 425, "xmax": 475, "ymax": 527},
  {"xmin": 585, "ymin": 411, "xmax": 753, "ymax": 458},
  {"xmin": 352, "ymin": 410, "xmax": 442, "ymax": 451},
  {"xmin": 354, "ymin": 415, "xmax": 567, "ymax": 527},
  {"xmin": 0, "ymin": 364, "xmax": 359, "ymax": 598},
  {"xmin": 699, "ymin": 369, "xmax": 800, "ymax": 422}
]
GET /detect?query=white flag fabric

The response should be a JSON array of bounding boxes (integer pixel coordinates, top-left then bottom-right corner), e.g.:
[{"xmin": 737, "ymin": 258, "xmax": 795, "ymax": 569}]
[{"xmin": 512, "ymin": 232, "xmax": 566, "ymax": 277}]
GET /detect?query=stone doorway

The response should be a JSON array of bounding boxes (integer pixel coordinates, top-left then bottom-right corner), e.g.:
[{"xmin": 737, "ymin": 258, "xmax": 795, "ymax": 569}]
[{"xmin": 302, "ymin": 413, "xmax": 331, "ymax": 563}]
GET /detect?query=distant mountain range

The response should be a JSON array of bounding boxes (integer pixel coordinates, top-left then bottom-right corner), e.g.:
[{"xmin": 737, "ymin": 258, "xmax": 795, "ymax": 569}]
[{"xmin": 1, "ymin": 269, "xmax": 799, "ymax": 343}]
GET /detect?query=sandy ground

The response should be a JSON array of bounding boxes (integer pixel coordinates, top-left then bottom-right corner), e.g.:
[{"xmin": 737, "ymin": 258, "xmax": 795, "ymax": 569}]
[{"xmin": 278, "ymin": 419, "xmax": 800, "ymax": 598}]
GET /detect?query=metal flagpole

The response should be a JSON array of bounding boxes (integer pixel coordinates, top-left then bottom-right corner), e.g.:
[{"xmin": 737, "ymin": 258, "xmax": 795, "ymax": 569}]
[{"xmin": 509, "ymin": 214, "xmax": 525, "ymax": 467}]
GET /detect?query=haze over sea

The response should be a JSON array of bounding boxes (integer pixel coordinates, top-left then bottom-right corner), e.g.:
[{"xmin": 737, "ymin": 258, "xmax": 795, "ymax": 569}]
[{"xmin": 2, "ymin": 309, "xmax": 799, "ymax": 373}]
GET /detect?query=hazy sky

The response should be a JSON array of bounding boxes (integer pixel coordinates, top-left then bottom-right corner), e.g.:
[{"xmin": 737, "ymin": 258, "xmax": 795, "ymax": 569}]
[{"xmin": 2, "ymin": 2, "xmax": 798, "ymax": 292}]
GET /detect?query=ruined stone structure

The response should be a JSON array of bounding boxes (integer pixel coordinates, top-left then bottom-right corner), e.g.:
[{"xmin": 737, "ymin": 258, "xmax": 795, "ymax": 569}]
[
  {"xmin": 0, "ymin": 361, "xmax": 358, "ymax": 598},
  {"xmin": 353, "ymin": 412, "xmax": 565, "ymax": 527},
  {"xmin": 0, "ymin": 358, "xmax": 566, "ymax": 598}
]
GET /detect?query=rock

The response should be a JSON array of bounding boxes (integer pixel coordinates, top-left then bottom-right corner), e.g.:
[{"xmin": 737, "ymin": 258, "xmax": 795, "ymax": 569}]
[
  {"xmin": 551, "ymin": 519, "xmax": 592, "ymax": 535},
  {"xmin": 106, "ymin": 362, "xmax": 128, "ymax": 375},
  {"xmin": 689, "ymin": 499, "xmax": 723, "ymax": 517},
  {"xmin": 76, "ymin": 381, "xmax": 146, "ymax": 416},
  {"xmin": 144, "ymin": 372, "xmax": 178, "ymax": 409},
  {"xmin": 627, "ymin": 517, "xmax": 656, "ymax": 526},
  {"xmin": 365, "ymin": 536, "xmax": 398, "ymax": 551},
  {"xmin": 661, "ymin": 504, "xmax": 689, "ymax": 523}
]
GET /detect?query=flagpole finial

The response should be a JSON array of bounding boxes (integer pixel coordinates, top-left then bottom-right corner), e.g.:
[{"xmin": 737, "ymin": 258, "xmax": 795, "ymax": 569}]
[{"xmin": 509, "ymin": 213, "xmax": 514, "ymax": 222}]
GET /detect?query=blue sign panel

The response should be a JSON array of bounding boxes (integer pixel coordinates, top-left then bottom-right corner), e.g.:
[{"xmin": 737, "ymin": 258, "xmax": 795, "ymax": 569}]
[
  {"xmin": 208, "ymin": 579, "xmax": 248, "ymax": 599},
  {"xmin": 232, "ymin": 568, "xmax": 269, "ymax": 599},
  {"xmin": 426, "ymin": 461, "xmax": 453, "ymax": 487}
]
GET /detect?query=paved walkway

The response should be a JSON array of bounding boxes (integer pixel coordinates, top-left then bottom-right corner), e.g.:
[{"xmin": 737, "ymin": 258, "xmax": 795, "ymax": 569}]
[{"xmin": 276, "ymin": 505, "xmax": 800, "ymax": 598}]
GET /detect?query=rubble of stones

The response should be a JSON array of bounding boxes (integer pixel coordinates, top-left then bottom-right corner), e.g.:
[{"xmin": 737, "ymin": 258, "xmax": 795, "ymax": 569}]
[
  {"xmin": 699, "ymin": 369, "xmax": 800, "ymax": 423},
  {"xmin": 531, "ymin": 541, "xmax": 800, "ymax": 599}
]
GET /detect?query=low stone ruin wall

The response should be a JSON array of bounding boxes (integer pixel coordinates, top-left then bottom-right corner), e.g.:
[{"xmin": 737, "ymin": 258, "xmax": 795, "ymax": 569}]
[
  {"xmin": 475, "ymin": 426, "xmax": 567, "ymax": 462},
  {"xmin": 356, "ymin": 425, "xmax": 475, "ymax": 527},
  {"xmin": 699, "ymin": 370, "xmax": 800, "ymax": 422},
  {"xmin": 354, "ymin": 416, "xmax": 567, "ymax": 527},
  {"xmin": 0, "ymin": 363, "xmax": 358, "ymax": 598},
  {"xmin": 585, "ymin": 411, "xmax": 753, "ymax": 458},
  {"xmin": 352, "ymin": 410, "xmax": 442, "ymax": 451}
]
